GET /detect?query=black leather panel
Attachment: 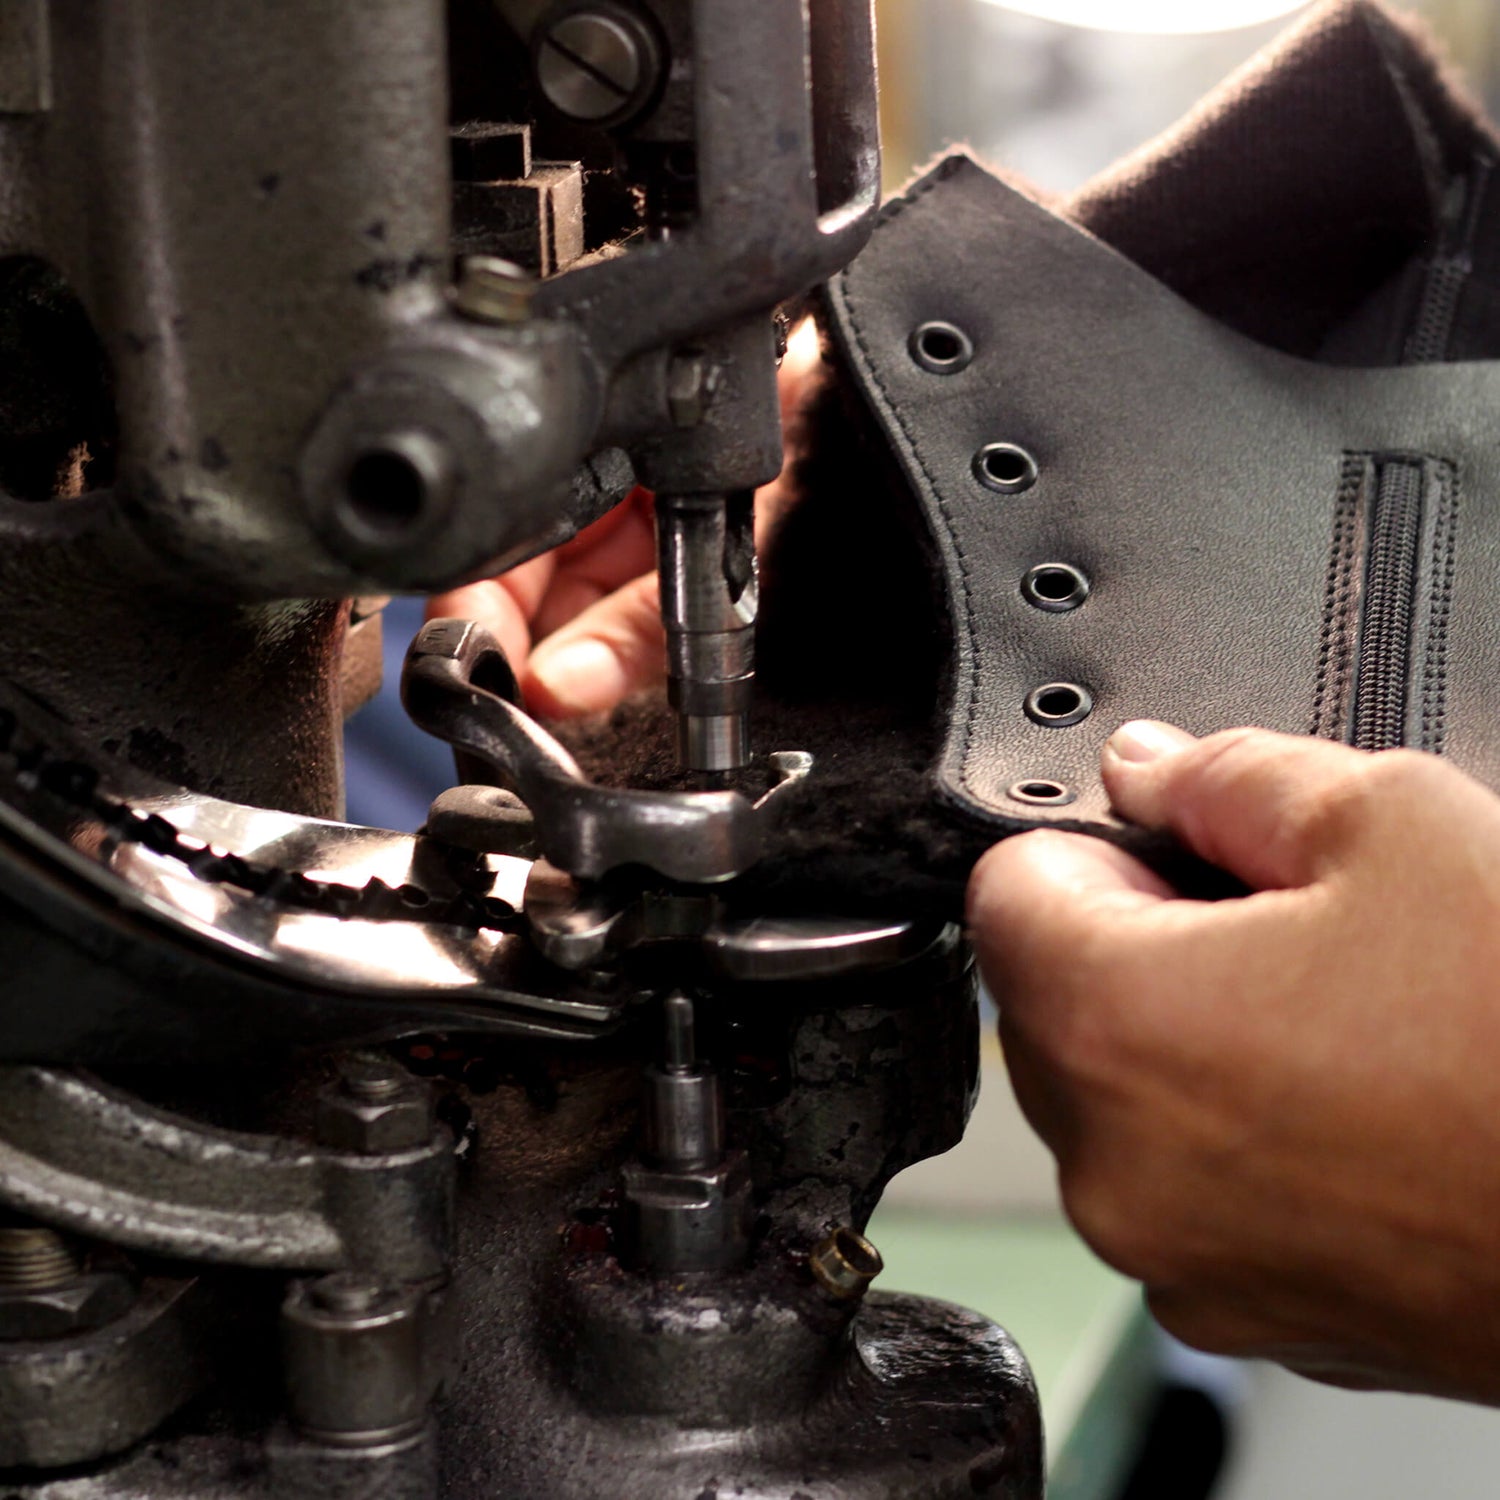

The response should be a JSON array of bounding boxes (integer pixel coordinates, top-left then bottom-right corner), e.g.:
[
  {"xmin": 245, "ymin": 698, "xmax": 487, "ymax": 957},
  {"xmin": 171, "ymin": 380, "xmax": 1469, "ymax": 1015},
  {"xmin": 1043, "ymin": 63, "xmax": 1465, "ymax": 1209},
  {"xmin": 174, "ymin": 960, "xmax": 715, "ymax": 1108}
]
[{"xmin": 823, "ymin": 156, "xmax": 1500, "ymax": 837}]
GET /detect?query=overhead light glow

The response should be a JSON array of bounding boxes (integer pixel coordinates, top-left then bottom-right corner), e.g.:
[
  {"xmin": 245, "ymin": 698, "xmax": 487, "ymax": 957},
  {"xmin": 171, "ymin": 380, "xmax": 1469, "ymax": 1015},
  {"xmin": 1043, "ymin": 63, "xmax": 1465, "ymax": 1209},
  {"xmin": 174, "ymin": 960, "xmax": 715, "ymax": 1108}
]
[{"xmin": 981, "ymin": 0, "xmax": 1311, "ymax": 35}]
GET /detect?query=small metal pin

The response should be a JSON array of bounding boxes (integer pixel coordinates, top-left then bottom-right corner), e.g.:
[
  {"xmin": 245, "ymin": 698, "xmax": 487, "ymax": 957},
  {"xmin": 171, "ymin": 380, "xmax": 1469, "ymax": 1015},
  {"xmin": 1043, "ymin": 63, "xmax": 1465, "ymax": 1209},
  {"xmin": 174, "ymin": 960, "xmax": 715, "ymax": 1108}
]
[{"xmin": 663, "ymin": 992, "xmax": 696, "ymax": 1073}]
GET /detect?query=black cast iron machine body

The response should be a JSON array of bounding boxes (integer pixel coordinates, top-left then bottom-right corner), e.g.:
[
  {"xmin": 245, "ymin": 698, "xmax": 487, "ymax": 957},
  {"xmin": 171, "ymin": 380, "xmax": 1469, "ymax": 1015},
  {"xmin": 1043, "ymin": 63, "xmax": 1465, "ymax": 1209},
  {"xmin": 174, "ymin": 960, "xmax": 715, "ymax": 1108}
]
[{"xmin": 0, "ymin": 2, "xmax": 1041, "ymax": 1494}]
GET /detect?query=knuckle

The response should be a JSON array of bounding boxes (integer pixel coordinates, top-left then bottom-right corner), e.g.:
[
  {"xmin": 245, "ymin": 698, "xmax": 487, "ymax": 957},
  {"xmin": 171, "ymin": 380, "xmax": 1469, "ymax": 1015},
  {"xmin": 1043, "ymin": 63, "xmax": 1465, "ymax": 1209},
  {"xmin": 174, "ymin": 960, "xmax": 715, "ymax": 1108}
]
[
  {"xmin": 1060, "ymin": 1165, "xmax": 1173, "ymax": 1283},
  {"xmin": 1143, "ymin": 1287, "xmax": 1224, "ymax": 1354},
  {"xmin": 1183, "ymin": 728, "xmax": 1302, "ymax": 814},
  {"xmin": 1298, "ymin": 750, "xmax": 1432, "ymax": 850},
  {"xmin": 1184, "ymin": 730, "xmax": 1435, "ymax": 877},
  {"xmin": 1357, "ymin": 746, "xmax": 1445, "ymax": 799}
]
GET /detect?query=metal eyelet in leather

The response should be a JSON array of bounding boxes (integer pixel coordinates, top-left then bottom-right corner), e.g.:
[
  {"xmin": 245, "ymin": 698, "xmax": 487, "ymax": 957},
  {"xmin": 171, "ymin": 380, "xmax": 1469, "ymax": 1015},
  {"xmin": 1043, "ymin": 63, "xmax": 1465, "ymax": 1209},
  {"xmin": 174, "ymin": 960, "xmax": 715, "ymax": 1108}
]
[
  {"xmin": 973, "ymin": 442, "xmax": 1038, "ymax": 494},
  {"xmin": 1007, "ymin": 779, "xmax": 1077, "ymax": 807},
  {"xmin": 1021, "ymin": 563, "xmax": 1090, "ymax": 612},
  {"xmin": 908, "ymin": 320, "xmax": 973, "ymax": 374},
  {"xmin": 1024, "ymin": 682, "xmax": 1093, "ymax": 727}
]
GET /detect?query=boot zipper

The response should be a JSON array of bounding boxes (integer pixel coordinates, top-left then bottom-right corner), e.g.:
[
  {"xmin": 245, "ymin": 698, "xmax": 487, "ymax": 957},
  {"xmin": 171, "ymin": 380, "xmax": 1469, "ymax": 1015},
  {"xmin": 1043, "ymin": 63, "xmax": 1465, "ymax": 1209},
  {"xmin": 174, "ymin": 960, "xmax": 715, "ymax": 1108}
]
[
  {"xmin": 1346, "ymin": 159, "xmax": 1488, "ymax": 749},
  {"xmin": 1351, "ymin": 459, "xmax": 1424, "ymax": 751}
]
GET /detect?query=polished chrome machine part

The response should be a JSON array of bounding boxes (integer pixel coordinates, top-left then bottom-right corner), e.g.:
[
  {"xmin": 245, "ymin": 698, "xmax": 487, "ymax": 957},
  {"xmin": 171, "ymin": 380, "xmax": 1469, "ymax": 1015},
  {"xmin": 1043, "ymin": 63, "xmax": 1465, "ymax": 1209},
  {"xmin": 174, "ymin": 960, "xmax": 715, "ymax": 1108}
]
[
  {"xmin": 0, "ymin": 682, "xmax": 631, "ymax": 1051},
  {"xmin": 404, "ymin": 617, "xmax": 810, "ymax": 884},
  {"xmin": 522, "ymin": 859, "xmax": 944, "ymax": 981},
  {"xmin": 657, "ymin": 490, "xmax": 758, "ymax": 772},
  {"xmin": 0, "ymin": 672, "xmax": 927, "ymax": 1063},
  {"xmin": 621, "ymin": 992, "xmax": 751, "ymax": 1272}
]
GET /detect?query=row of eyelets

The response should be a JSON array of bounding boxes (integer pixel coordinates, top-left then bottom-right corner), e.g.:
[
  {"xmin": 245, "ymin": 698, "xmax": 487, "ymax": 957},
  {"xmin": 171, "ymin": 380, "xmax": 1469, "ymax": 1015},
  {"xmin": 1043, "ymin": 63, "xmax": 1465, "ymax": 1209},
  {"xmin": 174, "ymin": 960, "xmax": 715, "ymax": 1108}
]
[{"xmin": 908, "ymin": 319, "xmax": 1095, "ymax": 805}]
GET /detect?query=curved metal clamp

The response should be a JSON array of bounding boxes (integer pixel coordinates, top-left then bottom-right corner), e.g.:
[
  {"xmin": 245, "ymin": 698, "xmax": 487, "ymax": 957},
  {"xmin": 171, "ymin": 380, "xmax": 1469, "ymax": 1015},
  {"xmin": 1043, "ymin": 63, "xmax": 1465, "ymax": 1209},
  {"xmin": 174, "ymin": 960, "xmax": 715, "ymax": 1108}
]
[
  {"xmin": 403, "ymin": 619, "xmax": 809, "ymax": 885},
  {"xmin": 523, "ymin": 861, "xmax": 943, "ymax": 983}
]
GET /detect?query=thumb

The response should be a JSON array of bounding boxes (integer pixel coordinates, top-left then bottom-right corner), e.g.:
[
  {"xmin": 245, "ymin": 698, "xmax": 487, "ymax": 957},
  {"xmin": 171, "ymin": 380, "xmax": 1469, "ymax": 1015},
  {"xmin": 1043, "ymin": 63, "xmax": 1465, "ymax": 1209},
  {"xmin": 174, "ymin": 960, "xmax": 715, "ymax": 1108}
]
[
  {"xmin": 1101, "ymin": 720, "xmax": 1382, "ymax": 891},
  {"xmin": 967, "ymin": 828, "xmax": 1176, "ymax": 988}
]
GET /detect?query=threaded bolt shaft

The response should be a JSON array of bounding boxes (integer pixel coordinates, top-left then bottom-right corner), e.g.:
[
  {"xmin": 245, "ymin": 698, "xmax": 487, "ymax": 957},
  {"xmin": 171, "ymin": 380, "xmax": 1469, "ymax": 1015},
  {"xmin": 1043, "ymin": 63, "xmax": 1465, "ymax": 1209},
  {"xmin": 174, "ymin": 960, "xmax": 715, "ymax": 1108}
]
[
  {"xmin": 0, "ymin": 1225, "xmax": 78, "ymax": 1291},
  {"xmin": 338, "ymin": 1051, "xmax": 407, "ymax": 1103}
]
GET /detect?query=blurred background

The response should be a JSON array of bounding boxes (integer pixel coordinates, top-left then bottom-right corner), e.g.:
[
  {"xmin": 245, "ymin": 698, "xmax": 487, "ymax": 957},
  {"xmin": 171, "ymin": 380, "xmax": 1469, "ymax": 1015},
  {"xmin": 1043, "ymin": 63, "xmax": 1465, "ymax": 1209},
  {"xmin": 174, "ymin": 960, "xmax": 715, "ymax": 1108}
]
[
  {"xmin": 350, "ymin": 5, "xmax": 1500, "ymax": 1495},
  {"xmin": 873, "ymin": 0, "xmax": 1500, "ymax": 195}
]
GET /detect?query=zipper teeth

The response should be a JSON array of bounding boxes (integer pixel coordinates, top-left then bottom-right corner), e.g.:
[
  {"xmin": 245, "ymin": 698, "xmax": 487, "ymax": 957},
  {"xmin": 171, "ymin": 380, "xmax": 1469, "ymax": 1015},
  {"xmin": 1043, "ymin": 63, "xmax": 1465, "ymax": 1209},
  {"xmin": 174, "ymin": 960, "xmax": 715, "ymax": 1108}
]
[
  {"xmin": 1404, "ymin": 259, "xmax": 1469, "ymax": 364},
  {"xmin": 1352, "ymin": 461, "xmax": 1423, "ymax": 752},
  {"xmin": 1348, "ymin": 161, "xmax": 1488, "ymax": 749},
  {"xmin": 1403, "ymin": 157, "xmax": 1490, "ymax": 364}
]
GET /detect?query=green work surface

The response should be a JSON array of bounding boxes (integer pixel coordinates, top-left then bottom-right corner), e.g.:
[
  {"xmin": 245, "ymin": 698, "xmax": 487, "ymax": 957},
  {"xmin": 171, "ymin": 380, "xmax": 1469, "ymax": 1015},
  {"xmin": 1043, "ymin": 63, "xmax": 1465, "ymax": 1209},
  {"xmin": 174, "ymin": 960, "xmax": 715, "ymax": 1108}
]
[{"xmin": 865, "ymin": 1210, "xmax": 1159, "ymax": 1500}]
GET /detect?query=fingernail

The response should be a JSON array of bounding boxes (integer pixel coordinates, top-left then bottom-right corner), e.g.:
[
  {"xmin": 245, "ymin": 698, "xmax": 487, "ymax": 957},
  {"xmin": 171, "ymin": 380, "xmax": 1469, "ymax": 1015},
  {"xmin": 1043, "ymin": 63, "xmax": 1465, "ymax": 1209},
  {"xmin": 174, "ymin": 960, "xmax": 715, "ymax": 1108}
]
[
  {"xmin": 528, "ymin": 637, "xmax": 626, "ymax": 716},
  {"xmin": 1105, "ymin": 720, "xmax": 1196, "ymax": 765}
]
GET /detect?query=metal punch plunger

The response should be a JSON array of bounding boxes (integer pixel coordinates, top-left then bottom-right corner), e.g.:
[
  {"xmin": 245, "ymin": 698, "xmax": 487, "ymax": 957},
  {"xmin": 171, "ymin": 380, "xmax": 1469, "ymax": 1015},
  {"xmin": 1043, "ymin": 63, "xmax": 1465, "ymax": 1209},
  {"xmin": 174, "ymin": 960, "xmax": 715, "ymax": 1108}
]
[
  {"xmin": 643, "ymin": 993, "xmax": 723, "ymax": 1169},
  {"xmin": 621, "ymin": 992, "xmax": 752, "ymax": 1272},
  {"xmin": 657, "ymin": 491, "xmax": 758, "ymax": 773}
]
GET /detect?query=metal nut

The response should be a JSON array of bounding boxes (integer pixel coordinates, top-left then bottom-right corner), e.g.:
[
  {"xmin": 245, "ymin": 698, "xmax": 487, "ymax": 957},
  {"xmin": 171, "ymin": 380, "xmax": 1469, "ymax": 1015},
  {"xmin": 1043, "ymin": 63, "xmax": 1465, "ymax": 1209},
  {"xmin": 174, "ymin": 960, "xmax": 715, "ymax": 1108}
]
[
  {"xmin": 315, "ymin": 1077, "xmax": 435, "ymax": 1155},
  {"xmin": 0, "ymin": 1272, "xmax": 135, "ymax": 1340}
]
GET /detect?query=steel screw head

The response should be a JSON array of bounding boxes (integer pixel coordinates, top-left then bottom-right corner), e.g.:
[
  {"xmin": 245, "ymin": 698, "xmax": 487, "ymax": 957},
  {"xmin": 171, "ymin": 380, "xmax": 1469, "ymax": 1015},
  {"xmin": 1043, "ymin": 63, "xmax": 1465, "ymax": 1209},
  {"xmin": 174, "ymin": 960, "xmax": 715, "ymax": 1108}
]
[
  {"xmin": 534, "ymin": 6, "xmax": 660, "ymax": 125},
  {"xmin": 809, "ymin": 1226, "xmax": 883, "ymax": 1300}
]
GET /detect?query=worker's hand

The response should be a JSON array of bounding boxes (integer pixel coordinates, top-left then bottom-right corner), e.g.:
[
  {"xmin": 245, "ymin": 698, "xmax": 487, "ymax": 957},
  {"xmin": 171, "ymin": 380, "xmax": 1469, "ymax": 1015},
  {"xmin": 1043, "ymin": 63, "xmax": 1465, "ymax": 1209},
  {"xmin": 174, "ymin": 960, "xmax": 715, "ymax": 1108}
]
[
  {"xmin": 428, "ymin": 487, "xmax": 662, "ymax": 720},
  {"xmin": 427, "ymin": 320, "xmax": 823, "ymax": 719},
  {"xmin": 969, "ymin": 723, "xmax": 1500, "ymax": 1402}
]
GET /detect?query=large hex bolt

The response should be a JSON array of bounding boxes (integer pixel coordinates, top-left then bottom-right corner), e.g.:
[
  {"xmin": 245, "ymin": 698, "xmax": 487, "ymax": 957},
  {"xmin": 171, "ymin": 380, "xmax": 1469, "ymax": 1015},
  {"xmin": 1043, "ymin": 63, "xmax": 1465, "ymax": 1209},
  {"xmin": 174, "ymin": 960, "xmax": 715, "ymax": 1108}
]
[
  {"xmin": 0, "ymin": 1223, "xmax": 135, "ymax": 1340},
  {"xmin": 315, "ymin": 1053, "xmax": 436, "ymax": 1156}
]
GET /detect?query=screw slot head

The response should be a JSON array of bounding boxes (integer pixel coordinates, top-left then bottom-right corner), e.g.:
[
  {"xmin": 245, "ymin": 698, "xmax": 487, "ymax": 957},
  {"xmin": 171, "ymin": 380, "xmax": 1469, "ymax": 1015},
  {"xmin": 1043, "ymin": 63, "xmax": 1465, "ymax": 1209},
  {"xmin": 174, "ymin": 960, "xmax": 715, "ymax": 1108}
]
[
  {"xmin": 909, "ymin": 321, "xmax": 974, "ymax": 375},
  {"xmin": 1024, "ymin": 682, "xmax": 1093, "ymax": 728},
  {"xmin": 973, "ymin": 442, "xmax": 1039, "ymax": 494},
  {"xmin": 1021, "ymin": 563, "xmax": 1090, "ymax": 613},
  {"xmin": 534, "ymin": 4, "xmax": 663, "ymax": 127}
]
